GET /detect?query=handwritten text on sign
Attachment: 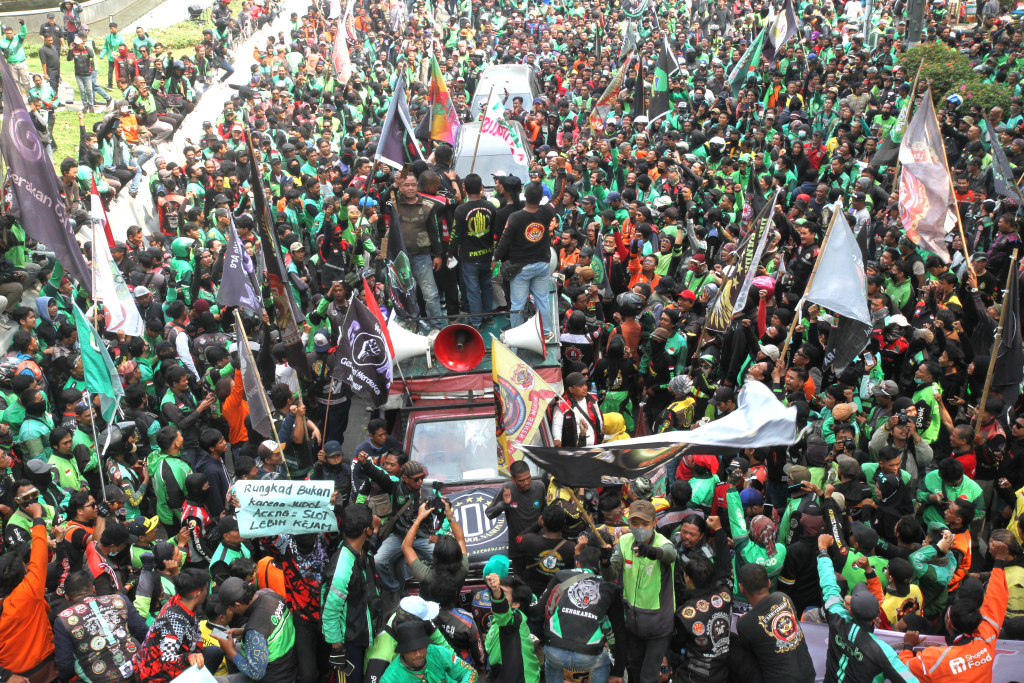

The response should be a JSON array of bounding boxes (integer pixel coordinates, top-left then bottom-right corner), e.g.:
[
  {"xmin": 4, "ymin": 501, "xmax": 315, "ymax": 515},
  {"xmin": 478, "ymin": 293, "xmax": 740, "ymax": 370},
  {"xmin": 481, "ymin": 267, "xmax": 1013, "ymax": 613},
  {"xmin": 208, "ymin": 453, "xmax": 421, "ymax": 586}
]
[{"xmin": 236, "ymin": 480, "xmax": 338, "ymax": 538}]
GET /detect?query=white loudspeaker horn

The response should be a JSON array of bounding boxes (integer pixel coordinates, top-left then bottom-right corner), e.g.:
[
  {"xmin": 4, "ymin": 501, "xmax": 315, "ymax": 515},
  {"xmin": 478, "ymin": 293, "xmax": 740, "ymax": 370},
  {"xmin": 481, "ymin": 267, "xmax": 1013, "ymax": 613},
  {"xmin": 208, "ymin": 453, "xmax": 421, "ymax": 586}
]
[
  {"xmin": 388, "ymin": 320, "xmax": 433, "ymax": 368},
  {"xmin": 500, "ymin": 314, "xmax": 546, "ymax": 356}
]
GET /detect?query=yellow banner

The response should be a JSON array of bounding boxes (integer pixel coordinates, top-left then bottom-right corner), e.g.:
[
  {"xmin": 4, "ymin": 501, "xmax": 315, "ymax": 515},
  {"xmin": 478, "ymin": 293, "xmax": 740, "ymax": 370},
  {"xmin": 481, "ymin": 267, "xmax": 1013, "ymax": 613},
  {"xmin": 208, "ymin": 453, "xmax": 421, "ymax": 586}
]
[{"xmin": 493, "ymin": 339, "xmax": 556, "ymax": 474}]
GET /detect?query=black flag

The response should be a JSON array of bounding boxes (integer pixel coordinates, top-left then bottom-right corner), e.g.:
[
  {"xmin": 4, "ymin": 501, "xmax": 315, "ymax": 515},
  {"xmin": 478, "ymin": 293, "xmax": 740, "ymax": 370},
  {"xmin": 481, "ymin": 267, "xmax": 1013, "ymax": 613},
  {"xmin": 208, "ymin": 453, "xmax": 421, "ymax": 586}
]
[
  {"xmin": 517, "ymin": 442, "xmax": 686, "ymax": 487},
  {"xmin": 216, "ymin": 215, "xmax": 263, "ymax": 314},
  {"xmin": 247, "ymin": 136, "xmax": 312, "ymax": 379},
  {"xmin": 381, "ymin": 188, "xmax": 421, "ymax": 319},
  {"xmin": 648, "ymin": 37, "xmax": 678, "ymax": 123},
  {"xmin": 993, "ymin": 255, "xmax": 1024, "ymax": 387},
  {"xmin": 0, "ymin": 56, "xmax": 92, "ymax": 294},
  {"xmin": 633, "ymin": 56, "xmax": 645, "ymax": 118},
  {"xmin": 332, "ymin": 297, "xmax": 393, "ymax": 407},
  {"xmin": 985, "ymin": 120, "xmax": 1024, "ymax": 204}
]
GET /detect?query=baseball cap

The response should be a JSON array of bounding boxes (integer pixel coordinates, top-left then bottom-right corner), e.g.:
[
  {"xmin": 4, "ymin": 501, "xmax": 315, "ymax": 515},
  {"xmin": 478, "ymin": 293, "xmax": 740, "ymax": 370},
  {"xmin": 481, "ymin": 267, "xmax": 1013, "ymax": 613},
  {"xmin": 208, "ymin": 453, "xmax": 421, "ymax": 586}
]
[
  {"xmin": 324, "ymin": 440, "xmax": 344, "ymax": 457},
  {"xmin": 708, "ymin": 386, "xmax": 735, "ymax": 406},
  {"xmin": 836, "ymin": 454, "xmax": 862, "ymax": 478},
  {"xmin": 740, "ymin": 488, "xmax": 764, "ymax": 508},
  {"xmin": 784, "ymin": 464, "xmax": 812, "ymax": 484},
  {"xmin": 127, "ymin": 515, "xmax": 160, "ymax": 537},
  {"xmin": 628, "ymin": 499, "xmax": 656, "ymax": 522},
  {"xmin": 218, "ymin": 577, "xmax": 250, "ymax": 605},
  {"xmin": 759, "ymin": 344, "xmax": 780, "ymax": 362},
  {"xmin": 399, "ymin": 595, "xmax": 440, "ymax": 620},
  {"xmin": 289, "ymin": 241, "xmax": 305, "ymax": 253},
  {"xmin": 871, "ymin": 380, "xmax": 899, "ymax": 397},
  {"xmin": 313, "ymin": 332, "xmax": 330, "ymax": 352}
]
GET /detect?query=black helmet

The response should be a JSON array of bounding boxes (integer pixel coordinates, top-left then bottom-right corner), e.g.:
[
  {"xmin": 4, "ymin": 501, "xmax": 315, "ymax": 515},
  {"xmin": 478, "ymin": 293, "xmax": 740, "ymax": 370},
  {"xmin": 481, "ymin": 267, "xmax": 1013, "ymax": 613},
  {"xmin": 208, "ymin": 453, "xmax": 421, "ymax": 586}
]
[{"xmin": 98, "ymin": 421, "xmax": 139, "ymax": 458}]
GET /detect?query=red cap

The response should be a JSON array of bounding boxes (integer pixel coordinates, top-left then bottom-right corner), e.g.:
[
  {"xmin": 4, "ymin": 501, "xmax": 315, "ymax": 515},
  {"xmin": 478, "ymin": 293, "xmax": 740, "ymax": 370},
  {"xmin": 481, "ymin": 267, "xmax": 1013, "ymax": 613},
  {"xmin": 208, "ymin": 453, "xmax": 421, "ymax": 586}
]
[
  {"xmin": 679, "ymin": 289, "xmax": 697, "ymax": 302},
  {"xmin": 690, "ymin": 254, "xmax": 705, "ymax": 263}
]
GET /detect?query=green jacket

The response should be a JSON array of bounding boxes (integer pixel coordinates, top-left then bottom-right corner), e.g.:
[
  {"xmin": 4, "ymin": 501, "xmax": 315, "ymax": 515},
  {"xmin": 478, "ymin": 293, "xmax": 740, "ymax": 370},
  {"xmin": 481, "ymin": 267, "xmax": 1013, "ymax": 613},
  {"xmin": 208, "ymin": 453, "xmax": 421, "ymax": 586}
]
[
  {"xmin": 485, "ymin": 592, "xmax": 539, "ymax": 683},
  {"xmin": 100, "ymin": 32, "xmax": 126, "ymax": 60},
  {"xmin": 380, "ymin": 644, "xmax": 477, "ymax": 683},
  {"xmin": 909, "ymin": 544, "xmax": 954, "ymax": 619},
  {"xmin": 916, "ymin": 469, "xmax": 983, "ymax": 527},
  {"xmin": 148, "ymin": 451, "xmax": 191, "ymax": 524},
  {"xmin": 0, "ymin": 24, "xmax": 28, "ymax": 63},
  {"xmin": 911, "ymin": 383, "xmax": 941, "ymax": 443},
  {"xmin": 727, "ymin": 488, "xmax": 786, "ymax": 596}
]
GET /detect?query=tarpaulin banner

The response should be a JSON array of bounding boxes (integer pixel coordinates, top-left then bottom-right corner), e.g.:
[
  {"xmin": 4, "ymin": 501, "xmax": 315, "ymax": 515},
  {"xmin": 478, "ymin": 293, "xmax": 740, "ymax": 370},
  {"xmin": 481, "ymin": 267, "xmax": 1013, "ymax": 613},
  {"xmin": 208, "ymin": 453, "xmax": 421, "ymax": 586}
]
[
  {"xmin": 493, "ymin": 338, "xmax": 556, "ymax": 473},
  {"xmin": 517, "ymin": 442, "xmax": 688, "ymax": 487},
  {"xmin": 236, "ymin": 480, "xmax": 338, "ymax": 538}
]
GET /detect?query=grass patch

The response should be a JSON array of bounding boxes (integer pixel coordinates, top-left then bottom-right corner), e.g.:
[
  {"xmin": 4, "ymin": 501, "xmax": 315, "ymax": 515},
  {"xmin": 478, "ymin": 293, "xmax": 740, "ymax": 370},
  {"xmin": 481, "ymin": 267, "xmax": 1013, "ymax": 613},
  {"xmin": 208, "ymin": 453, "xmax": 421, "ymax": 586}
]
[{"xmin": 28, "ymin": 0, "xmax": 246, "ymax": 162}]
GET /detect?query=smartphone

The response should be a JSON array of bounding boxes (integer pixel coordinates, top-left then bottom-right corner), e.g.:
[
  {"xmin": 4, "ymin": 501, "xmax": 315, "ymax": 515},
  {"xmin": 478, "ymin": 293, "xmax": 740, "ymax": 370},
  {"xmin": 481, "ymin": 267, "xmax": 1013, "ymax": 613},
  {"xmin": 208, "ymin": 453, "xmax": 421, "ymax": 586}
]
[
  {"xmin": 787, "ymin": 483, "xmax": 806, "ymax": 493},
  {"xmin": 210, "ymin": 625, "xmax": 230, "ymax": 640},
  {"xmin": 862, "ymin": 351, "xmax": 875, "ymax": 366}
]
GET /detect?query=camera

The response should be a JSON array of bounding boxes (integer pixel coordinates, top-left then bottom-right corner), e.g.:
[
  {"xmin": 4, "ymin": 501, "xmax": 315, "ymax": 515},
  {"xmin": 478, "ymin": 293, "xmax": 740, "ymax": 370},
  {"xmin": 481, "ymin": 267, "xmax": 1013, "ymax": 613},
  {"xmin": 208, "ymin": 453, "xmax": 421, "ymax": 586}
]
[
  {"xmin": 898, "ymin": 409, "xmax": 908, "ymax": 425},
  {"xmin": 842, "ymin": 437, "xmax": 855, "ymax": 453},
  {"xmin": 426, "ymin": 480, "xmax": 447, "ymax": 531}
]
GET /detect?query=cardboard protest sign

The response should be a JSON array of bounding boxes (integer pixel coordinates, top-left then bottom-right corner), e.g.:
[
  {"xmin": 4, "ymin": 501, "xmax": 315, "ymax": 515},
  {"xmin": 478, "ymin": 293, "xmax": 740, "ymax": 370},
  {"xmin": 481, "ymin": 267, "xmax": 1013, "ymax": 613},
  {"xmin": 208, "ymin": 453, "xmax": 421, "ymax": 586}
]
[{"xmin": 235, "ymin": 480, "xmax": 338, "ymax": 538}]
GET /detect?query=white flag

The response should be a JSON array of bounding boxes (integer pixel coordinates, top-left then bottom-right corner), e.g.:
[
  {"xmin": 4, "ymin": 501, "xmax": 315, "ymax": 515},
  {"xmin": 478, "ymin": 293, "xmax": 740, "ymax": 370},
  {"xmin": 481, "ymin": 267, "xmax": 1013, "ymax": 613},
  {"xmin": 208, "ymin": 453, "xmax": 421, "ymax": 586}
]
[
  {"xmin": 602, "ymin": 382, "xmax": 799, "ymax": 449},
  {"xmin": 480, "ymin": 92, "xmax": 528, "ymax": 165},
  {"xmin": 90, "ymin": 189, "xmax": 144, "ymax": 336},
  {"xmin": 805, "ymin": 206, "xmax": 872, "ymax": 326}
]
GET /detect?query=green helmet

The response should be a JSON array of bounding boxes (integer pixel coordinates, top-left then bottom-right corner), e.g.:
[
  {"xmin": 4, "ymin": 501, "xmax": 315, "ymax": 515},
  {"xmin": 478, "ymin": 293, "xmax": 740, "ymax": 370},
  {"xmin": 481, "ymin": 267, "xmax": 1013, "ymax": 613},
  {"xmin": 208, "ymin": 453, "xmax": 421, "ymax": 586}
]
[{"xmin": 171, "ymin": 237, "xmax": 194, "ymax": 260}]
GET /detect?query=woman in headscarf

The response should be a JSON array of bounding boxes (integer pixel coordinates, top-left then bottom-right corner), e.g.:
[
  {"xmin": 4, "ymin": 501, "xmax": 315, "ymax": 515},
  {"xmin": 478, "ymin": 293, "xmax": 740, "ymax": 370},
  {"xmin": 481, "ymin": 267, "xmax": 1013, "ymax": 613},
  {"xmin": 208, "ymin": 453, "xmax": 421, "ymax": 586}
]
[
  {"xmin": 181, "ymin": 473, "xmax": 216, "ymax": 569},
  {"xmin": 602, "ymin": 412, "xmax": 630, "ymax": 441}
]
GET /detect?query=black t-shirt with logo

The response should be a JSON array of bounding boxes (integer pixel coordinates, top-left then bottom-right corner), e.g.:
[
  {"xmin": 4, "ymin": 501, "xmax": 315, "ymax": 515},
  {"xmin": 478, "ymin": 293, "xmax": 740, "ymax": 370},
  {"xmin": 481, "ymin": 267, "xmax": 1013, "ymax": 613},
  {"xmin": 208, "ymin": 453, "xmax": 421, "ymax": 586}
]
[
  {"xmin": 495, "ymin": 205, "xmax": 557, "ymax": 265},
  {"xmin": 733, "ymin": 591, "xmax": 816, "ymax": 683}
]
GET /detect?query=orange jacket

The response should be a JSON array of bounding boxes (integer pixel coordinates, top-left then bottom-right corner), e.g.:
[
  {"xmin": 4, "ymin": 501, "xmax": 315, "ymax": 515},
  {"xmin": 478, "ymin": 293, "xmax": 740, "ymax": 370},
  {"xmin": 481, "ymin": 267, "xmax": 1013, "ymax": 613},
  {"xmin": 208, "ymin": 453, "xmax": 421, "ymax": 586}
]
[
  {"xmin": 948, "ymin": 528, "xmax": 972, "ymax": 593},
  {"xmin": 898, "ymin": 566, "xmax": 1007, "ymax": 683},
  {"xmin": 222, "ymin": 369, "xmax": 250, "ymax": 445},
  {"xmin": 627, "ymin": 250, "xmax": 660, "ymax": 290},
  {"xmin": 0, "ymin": 523, "xmax": 55, "ymax": 674}
]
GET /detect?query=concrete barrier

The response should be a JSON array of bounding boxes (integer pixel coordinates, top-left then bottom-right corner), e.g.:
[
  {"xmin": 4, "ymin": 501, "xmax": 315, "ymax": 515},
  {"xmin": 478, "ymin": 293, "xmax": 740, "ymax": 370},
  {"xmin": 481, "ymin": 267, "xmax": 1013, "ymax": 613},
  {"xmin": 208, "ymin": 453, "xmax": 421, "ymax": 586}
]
[{"xmin": 0, "ymin": 0, "xmax": 213, "ymax": 45}]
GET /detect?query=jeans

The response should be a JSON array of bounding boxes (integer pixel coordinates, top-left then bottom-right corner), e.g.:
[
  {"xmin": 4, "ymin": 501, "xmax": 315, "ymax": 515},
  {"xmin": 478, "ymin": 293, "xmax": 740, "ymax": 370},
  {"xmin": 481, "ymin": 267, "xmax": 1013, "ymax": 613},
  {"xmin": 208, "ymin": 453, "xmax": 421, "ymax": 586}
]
[
  {"xmin": 219, "ymin": 58, "xmax": 235, "ymax": 82},
  {"xmin": 461, "ymin": 260, "xmax": 493, "ymax": 326},
  {"xmin": 75, "ymin": 74, "xmax": 94, "ymax": 106},
  {"xmin": 91, "ymin": 70, "xmax": 110, "ymax": 104},
  {"xmin": 544, "ymin": 646, "xmax": 610, "ymax": 683},
  {"xmin": 510, "ymin": 260, "xmax": 552, "ymax": 336},
  {"xmin": 375, "ymin": 532, "xmax": 433, "ymax": 593},
  {"xmin": 409, "ymin": 252, "xmax": 442, "ymax": 326}
]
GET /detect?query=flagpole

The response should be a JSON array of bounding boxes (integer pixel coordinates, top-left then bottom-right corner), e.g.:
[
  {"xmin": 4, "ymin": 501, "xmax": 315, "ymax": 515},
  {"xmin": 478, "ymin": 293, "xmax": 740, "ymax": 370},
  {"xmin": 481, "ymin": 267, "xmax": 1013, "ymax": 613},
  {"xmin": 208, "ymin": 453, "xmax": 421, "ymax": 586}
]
[
  {"xmin": 233, "ymin": 308, "xmax": 291, "ymax": 479},
  {"xmin": 927, "ymin": 87, "xmax": 973, "ymax": 270},
  {"xmin": 469, "ymin": 85, "xmax": 495, "ymax": 175},
  {"xmin": 779, "ymin": 202, "xmax": 841, "ymax": 363},
  {"xmin": 892, "ymin": 59, "xmax": 924, "ymax": 186},
  {"xmin": 975, "ymin": 249, "xmax": 1017, "ymax": 422},
  {"xmin": 84, "ymin": 388, "xmax": 108, "ymax": 502}
]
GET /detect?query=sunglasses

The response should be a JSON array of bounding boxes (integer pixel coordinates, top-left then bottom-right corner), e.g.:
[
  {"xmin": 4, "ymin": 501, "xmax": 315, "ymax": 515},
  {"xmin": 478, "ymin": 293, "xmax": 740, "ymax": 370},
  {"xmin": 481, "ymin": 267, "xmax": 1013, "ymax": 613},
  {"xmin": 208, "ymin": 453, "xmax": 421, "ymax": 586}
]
[{"xmin": 408, "ymin": 474, "xmax": 425, "ymax": 482}]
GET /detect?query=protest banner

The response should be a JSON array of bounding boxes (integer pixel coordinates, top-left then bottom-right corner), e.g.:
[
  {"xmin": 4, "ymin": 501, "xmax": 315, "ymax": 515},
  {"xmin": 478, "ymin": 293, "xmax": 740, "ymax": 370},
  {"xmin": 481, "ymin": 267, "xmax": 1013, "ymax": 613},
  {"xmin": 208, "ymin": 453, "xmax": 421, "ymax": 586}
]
[{"xmin": 235, "ymin": 480, "xmax": 338, "ymax": 538}]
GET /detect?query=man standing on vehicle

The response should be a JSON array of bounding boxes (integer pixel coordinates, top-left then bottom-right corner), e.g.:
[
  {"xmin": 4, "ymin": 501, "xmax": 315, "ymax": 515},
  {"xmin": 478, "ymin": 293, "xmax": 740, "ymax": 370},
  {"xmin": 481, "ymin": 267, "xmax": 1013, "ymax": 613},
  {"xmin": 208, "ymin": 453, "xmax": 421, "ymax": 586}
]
[
  {"xmin": 384, "ymin": 168, "xmax": 443, "ymax": 327},
  {"xmin": 494, "ymin": 181, "xmax": 558, "ymax": 339},
  {"xmin": 487, "ymin": 459, "xmax": 546, "ymax": 577},
  {"xmin": 356, "ymin": 452, "xmax": 432, "ymax": 610}
]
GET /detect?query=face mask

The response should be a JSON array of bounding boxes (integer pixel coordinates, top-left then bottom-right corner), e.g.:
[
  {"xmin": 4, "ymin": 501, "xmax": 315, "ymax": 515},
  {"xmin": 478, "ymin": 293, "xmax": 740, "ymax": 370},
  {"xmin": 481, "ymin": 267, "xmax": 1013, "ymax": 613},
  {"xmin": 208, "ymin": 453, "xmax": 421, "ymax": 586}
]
[{"xmin": 632, "ymin": 526, "xmax": 654, "ymax": 543}]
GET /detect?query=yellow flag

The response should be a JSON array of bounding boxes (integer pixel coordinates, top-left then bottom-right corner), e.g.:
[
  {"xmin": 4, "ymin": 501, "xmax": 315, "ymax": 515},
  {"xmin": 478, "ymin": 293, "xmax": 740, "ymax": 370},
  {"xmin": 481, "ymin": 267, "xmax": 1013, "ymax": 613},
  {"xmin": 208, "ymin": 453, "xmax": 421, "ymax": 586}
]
[{"xmin": 492, "ymin": 339, "xmax": 557, "ymax": 474}]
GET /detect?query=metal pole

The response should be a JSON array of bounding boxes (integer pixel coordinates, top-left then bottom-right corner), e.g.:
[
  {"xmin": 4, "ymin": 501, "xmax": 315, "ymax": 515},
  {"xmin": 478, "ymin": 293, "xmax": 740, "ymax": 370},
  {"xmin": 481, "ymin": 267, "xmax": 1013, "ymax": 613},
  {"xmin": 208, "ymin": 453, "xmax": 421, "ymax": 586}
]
[
  {"xmin": 233, "ymin": 308, "xmax": 290, "ymax": 478},
  {"xmin": 975, "ymin": 249, "xmax": 1017, "ymax": 419},
  {"xmin": 84, "ymin": 389, "xmax": 107, "ymax": 501},
  {"xmin": 778, "ymin": 203, "xmax": 841, "ymax": 362},
  {"xmin": 469, "ymin": 85, "xmax": 495, "ymax": 175}
]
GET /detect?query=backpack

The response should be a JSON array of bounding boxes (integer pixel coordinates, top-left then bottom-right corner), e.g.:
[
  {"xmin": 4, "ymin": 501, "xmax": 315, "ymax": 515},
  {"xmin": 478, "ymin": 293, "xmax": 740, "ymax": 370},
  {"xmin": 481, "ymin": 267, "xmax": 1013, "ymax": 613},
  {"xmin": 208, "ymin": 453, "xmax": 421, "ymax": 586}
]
[{"xmin": 0, "ymin": 356, "xmax": 21, "ymax": 389}]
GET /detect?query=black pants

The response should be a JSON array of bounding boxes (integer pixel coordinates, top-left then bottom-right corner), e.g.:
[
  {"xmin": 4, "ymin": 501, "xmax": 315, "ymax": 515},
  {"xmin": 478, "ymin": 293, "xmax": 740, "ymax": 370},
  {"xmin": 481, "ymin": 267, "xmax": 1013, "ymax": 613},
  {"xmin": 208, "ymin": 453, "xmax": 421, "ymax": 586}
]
[
  {"xmin": 435, "ymin": 262, "xmax": 460, "ymax": 317},
  {"xmin": 294, "ymin": 614, "xmax": 329, "ymax": 683},
  {"xmin": 627, "ymin": 632, "xmax": 670, "ymax": 683}
]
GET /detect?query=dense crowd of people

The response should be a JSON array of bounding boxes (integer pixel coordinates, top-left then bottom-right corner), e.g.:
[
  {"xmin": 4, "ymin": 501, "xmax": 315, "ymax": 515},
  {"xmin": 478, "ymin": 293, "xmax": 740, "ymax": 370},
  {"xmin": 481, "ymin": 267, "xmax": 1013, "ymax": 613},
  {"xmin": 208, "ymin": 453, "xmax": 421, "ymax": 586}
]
[{"xmin": 0, "ymin": 0, "xmax": 1024, "ymax": 681}]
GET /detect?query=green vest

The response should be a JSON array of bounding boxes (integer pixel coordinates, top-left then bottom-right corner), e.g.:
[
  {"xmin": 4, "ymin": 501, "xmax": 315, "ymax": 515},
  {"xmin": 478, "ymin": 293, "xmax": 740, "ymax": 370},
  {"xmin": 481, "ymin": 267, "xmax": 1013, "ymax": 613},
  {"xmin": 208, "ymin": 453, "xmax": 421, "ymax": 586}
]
[
  {"xmin": 49, "ymin": 453, "xmax": 83, "ymax": 491},
  {"xmin": 7, "ymin": 504, "xmax": 55, "ymax": 534},
  {"xmin": 1006, "ymin": 563, "xmax": 1024, "ymax": 618},
  {"xmin": 617, "ymin": 531, "xmax": 675, "ymax": 637}
]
